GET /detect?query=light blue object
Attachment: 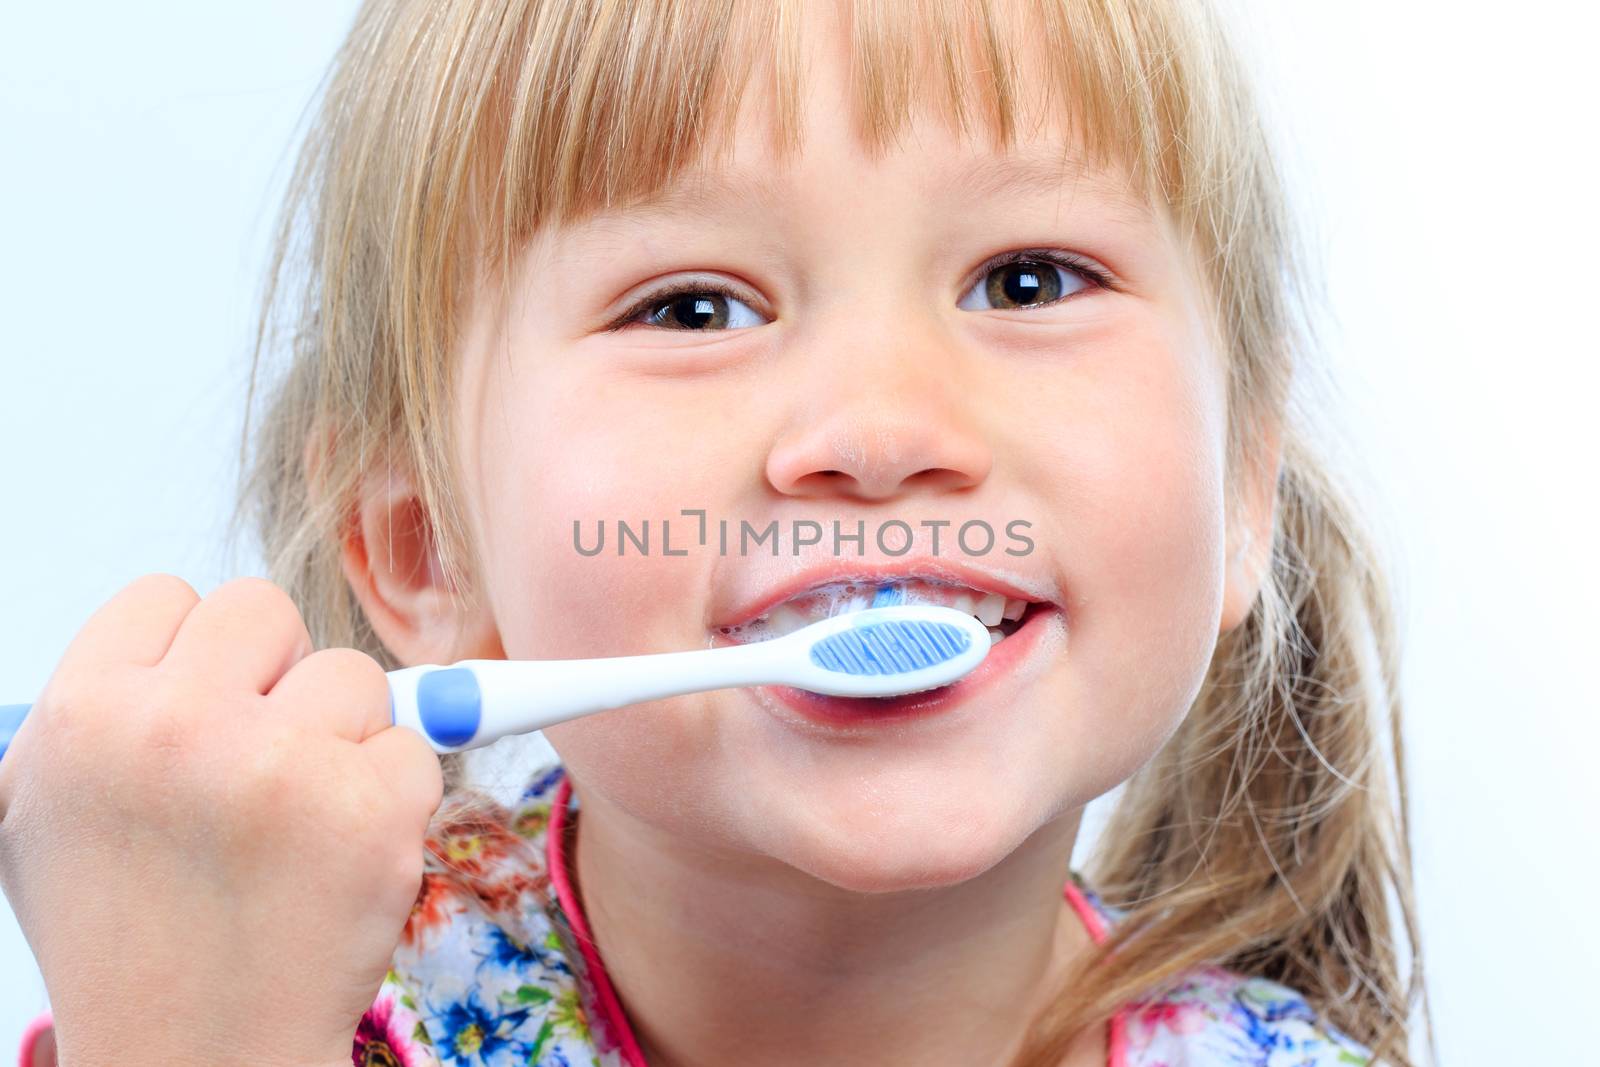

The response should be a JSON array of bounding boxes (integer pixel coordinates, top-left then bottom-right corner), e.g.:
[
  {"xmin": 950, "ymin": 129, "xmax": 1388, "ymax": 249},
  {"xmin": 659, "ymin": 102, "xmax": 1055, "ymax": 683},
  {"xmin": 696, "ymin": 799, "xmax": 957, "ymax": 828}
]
[
  {"xmin": 1, "ymin": 604, "xmax": 991, "ymax": 761},
  {"xmin": 809, "ymin": 619, "xmax": 971, "ymax": 675},
  {"xmin": 414, "ymin": 667, "xmax": 482, "ymax": 748},
  {"xmin": 870, "ymin": 582, "xmax": 905, "ymax": 607},
  {"xmin": 0, "ymin": 703, "xmax": 28, "ymax": 764}
]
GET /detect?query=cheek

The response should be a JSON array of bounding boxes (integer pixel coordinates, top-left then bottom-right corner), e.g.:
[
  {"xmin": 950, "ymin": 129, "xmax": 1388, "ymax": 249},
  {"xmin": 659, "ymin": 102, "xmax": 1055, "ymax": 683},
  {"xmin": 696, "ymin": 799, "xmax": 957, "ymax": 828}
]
[
  {"xmin": 458, "ymin": 346, "xmax": 780, "ymax": 843},
  {"xmin": 468, "ymin": 356, "xmax": 772, "ymax": 666},
  {"xmin": 463, "ymin": 383, "xmax": 746, "ymax": 838},
  {"xmin": 1019, "ymin": 325, "xmax": 1229, "ymax": 780},
  {"xmin": 1082, "ymin": 422, "xmax": 1225, "ymax": 767}
]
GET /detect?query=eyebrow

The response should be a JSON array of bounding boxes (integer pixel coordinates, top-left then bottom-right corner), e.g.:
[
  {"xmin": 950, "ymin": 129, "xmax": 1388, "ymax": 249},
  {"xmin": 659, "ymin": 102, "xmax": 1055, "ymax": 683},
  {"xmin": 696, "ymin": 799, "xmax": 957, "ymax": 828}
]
[{"xmin": 609, "ymin": 148, "xmax": 1152, "ymax": 226}]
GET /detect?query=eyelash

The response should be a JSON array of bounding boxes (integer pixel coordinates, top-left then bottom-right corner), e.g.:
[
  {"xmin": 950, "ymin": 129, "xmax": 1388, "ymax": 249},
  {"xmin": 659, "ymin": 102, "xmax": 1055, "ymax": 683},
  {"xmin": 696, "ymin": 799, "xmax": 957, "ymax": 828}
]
[{"xmin": 604, "ymin": 248, "xmax": 1117, "ymax": 332}]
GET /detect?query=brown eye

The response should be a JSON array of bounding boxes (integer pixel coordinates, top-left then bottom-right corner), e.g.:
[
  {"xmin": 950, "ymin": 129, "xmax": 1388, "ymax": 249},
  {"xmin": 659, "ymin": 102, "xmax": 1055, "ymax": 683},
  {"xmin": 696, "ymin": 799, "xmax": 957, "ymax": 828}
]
[
  {"xmin": 623, "ymin": 285, "xmax": 766, "ymax": 331},
  {"xmin": 986, "ymin": 261, "xmax": 1062, "ymax": 307},
  {"xmin": 958, "ymin": 255, "xmax": 1095, "ymax": 312},
  {"xmin": 648, "ymin": 293, "xmax": 728, "ymax": 330}
]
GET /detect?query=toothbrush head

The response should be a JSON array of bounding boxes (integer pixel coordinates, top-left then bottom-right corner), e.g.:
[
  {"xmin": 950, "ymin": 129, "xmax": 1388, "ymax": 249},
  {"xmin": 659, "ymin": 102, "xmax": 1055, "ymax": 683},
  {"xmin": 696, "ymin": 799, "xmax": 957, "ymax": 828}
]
[{"xmin": 784, "ymin": 603, "xmax": 991, "ymax": 698}]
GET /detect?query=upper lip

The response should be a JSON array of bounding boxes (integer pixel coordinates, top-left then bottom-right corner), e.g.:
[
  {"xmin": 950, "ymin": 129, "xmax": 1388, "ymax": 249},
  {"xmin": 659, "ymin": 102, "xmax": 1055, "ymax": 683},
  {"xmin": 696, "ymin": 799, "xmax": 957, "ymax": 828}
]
[{"xmin": 709, "ymin": 556, "xmax": 1062, "ymax": 631}]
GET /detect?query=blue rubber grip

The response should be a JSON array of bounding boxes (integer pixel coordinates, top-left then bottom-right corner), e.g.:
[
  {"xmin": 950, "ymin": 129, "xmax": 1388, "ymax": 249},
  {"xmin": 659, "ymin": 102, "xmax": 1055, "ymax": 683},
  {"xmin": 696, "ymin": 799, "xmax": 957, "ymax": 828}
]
[
  {"xmin": 0, "ymin": 703, "xmax": 32, "ymax": 764},
  {"xmin": 414, "ymin": 667, "xmax": 482, "ymax": 748},
  {"xmin": 809, "ymin": 620, "xmax": 971, "ymax": 675}
]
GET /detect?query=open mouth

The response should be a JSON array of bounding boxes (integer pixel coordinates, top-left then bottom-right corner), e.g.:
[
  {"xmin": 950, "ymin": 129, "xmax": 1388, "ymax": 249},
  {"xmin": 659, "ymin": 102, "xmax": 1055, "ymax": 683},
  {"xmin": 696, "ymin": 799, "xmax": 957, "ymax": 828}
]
[{"xmin": 715, "ymin": 577, "xmax": 1046, "ymax": 648}]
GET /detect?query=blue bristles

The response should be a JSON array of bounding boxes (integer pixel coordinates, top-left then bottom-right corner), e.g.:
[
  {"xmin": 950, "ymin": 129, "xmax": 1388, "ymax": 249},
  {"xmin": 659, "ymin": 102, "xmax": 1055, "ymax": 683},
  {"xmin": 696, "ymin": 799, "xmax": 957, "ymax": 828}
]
[
  {"xmin": 870, "ymin": 583, "xmax": 905, "ymax": 607},
  {"xmin": 808, "ymin": 619, "xmax": 971, "ymax": 676}
]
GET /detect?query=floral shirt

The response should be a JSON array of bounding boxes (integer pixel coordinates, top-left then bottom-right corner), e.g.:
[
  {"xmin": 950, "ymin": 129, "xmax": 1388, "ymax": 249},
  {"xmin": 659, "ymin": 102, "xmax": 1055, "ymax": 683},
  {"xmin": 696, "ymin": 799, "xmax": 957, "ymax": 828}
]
[{"xmin": 17, "ymin": 763, "xmax": 1374, "ymax": 1067}]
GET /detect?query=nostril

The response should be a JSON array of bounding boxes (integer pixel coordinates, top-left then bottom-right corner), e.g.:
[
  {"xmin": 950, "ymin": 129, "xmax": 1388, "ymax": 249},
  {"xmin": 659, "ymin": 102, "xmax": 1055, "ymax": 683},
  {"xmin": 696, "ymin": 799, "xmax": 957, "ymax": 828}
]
[
  {"xmin": 787, "ymin": 469, "xmax": 861, "ymax": 497},
  {"xmin": 906, "ymin": 468, "xmax": 978, "ymax": 492}
]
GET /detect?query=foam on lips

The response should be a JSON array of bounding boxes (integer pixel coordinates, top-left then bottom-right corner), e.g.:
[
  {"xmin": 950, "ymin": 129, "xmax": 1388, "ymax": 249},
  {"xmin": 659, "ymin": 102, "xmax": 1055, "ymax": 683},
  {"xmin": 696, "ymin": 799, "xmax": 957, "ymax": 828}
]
[{"xmin": 716, "ymin": 577, "xmax": 1034, "ymax": 647}]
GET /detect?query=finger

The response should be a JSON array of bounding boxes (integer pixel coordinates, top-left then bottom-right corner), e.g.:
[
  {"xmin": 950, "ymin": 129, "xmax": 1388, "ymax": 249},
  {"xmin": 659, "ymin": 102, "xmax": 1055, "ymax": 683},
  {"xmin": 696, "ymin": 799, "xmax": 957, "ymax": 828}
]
[
  {"xmin": 266, "ymin": 646, "xmax": 395, "ymax": 744},
  {"xmin": 53, "ymin": 573, "xmax": 200, "ymax": 676},
  {"xmin": 161, "ymin": 577, "xmax": 313, "ymax": 695},
  {"xmin": 359, "ymin": 724, "xmax": 446, "ymax": 832}
]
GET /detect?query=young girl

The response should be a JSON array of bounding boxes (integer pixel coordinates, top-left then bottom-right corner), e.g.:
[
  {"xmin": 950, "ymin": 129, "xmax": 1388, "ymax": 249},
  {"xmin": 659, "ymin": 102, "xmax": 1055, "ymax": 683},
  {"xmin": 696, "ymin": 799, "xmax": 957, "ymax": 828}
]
[{"xmin": 1, "ymin": 0, "xmax": 1425, "ymax": 1064}]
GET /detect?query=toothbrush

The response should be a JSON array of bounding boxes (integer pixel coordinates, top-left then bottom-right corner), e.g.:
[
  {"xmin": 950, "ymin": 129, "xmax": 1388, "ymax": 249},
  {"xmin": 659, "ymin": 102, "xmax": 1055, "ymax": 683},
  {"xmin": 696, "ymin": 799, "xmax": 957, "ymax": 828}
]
[{"xmin": 0, "ymin": 602, "xmax": 989, "ymax": 760}]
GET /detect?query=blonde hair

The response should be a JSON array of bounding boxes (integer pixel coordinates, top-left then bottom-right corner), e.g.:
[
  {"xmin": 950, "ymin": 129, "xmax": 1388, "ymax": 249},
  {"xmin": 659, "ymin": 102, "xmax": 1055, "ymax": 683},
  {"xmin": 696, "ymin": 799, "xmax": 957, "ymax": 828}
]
[{"xmin": 232, "ymin": 0, "xmax": 1426, "ymax": 1062}]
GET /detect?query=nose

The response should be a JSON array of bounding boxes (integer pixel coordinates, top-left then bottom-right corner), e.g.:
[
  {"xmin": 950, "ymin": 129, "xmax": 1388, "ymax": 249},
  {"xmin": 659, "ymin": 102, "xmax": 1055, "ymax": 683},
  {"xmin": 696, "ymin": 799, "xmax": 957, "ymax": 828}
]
[{"xmin": 764, "ymin": 319, "xmax": 994, "ymax": 502}]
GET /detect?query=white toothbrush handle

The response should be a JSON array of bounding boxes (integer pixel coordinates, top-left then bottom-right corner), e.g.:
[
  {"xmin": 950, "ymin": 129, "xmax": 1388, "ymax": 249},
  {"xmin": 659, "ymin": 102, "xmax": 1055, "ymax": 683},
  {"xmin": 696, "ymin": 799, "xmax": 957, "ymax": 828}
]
[
  {"xmin": 2, "ymin": 606, "xmax": 988, "ymax": 762},
  {"xmin": 387, "ymin": 640, "xmax": 796, "ymax": 753},
  {"xmin": 1, "ymin": 644, "xmax": 793, "ymax": 763}
]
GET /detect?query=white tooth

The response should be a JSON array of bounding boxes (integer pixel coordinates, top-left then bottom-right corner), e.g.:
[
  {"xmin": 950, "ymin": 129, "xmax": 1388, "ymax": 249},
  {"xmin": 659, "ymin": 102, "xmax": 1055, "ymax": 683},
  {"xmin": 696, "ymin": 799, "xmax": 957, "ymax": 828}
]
[
  {"xmin": 829, "ymin": 593, "xmax": 864, "ymax": 617},
  {"xmin": 987, "ymin": 627, "xmax": 1003, "ymax": 645},
  {"xmin": 767, "ymin": 603, "xmax": 807, "ymax": 636},
  {"xmin": 1002, "ymin": 597, "xmax": 1026, "ymax": 622},
  {"xmin": 950, "ymin": 591, "xmax": 977, "ymax": 616},
  {"xmin": 976, "ymin": 593, "xmax": 1005, "ymax": 626}
]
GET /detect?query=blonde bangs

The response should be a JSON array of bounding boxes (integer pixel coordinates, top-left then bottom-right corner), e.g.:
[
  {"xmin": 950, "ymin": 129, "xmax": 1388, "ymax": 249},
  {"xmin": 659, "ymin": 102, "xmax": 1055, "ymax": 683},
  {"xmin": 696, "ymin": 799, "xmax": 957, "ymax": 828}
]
[{"xmin": 437, "ymin": 0, "xmax": 1237, "ymax": 267}]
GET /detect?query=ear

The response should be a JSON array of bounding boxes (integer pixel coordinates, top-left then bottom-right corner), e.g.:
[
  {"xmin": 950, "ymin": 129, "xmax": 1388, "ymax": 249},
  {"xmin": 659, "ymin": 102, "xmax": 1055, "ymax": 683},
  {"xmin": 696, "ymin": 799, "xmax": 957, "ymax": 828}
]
[
  {"xmin": 335, "ymin": 456, "xmax": 504, "ymax": 666},
  {"xmin": 1218, "ymin": 414, "xmax": 1284, "ymax": 635}
]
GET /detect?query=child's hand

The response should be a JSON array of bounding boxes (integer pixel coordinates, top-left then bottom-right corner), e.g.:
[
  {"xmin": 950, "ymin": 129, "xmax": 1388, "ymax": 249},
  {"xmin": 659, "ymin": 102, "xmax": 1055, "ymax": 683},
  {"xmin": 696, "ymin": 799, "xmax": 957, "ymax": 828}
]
[{"xmin": 0, "ymin": 574, "xmax": 445, "ymax": 1067}]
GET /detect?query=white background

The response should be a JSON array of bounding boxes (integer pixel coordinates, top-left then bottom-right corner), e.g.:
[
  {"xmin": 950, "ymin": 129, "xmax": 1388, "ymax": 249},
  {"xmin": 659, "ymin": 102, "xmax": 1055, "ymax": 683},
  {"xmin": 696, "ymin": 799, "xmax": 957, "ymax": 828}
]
[{"xmin": 2, "ymin": 3, "xmax": 1595, "ymax": 1063}]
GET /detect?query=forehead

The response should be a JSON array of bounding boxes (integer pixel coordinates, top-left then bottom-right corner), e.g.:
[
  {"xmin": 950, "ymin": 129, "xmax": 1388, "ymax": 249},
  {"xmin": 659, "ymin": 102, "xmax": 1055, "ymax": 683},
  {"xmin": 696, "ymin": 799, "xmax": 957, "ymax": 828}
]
[
  {"xmin": 544, "ymin": 0, "xmax": 1156, "ymax": 233},
  {"xmin": 609, "ymin": 145, "xmax": 1155, "ymax": 235}
]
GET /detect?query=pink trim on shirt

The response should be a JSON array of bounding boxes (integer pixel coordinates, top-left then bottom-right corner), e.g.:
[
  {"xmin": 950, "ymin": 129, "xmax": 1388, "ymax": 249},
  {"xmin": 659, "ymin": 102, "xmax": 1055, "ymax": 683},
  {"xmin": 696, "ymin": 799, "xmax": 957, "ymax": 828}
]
[
  {"xmin": 18, "ymin": 1012, "xmax": 52, "ymax": 1067},
  {"xmin": 547, "ymin": 777, "xmax": 650, "ymax": 1067},
  {"xmin": 1064, "ymin": 881, "xmax": 1131, "ymax": 1067},
  {"xmin": 548, "ymin": 774, "xmax": 1129, "ymax": 1067}
]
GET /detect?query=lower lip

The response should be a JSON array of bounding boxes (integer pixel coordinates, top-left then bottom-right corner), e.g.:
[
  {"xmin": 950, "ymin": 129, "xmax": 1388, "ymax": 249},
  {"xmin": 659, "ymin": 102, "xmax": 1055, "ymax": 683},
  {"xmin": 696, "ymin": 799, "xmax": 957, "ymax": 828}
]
[{"xmin": 756, "ymin": 606, "xmax": 1062, "ymax": 727}]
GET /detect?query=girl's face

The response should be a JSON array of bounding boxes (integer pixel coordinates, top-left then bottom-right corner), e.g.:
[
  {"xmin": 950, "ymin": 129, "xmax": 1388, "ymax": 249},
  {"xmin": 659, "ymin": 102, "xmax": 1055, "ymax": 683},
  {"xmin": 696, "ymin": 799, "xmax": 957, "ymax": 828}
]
[{"xmin": 445, "ymin": 27, "xmax": 1245, "ymax": 893}]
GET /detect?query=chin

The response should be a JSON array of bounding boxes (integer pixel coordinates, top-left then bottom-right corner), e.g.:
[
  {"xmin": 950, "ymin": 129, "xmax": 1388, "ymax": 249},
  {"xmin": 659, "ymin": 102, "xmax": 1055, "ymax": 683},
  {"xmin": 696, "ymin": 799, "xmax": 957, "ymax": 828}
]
[
  {"xmin": 776, "ymin": 790, "xmax": 1039, "ymax": 894},
  {"xmin": 790, "ymin": 836, "xmax": 1024, "ymax": 895}
]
